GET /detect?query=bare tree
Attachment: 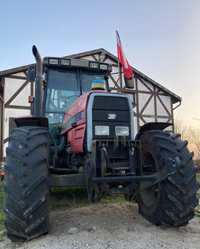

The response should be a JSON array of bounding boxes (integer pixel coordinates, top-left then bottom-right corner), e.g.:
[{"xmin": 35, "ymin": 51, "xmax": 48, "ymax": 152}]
[
  {"xmin": 189, "ymin": 128, "xmax": 200, "ymax": 159},
  {"xmin": 174, "ymin": 119, "xmax": 200, "ymax": 160},
  {"xmin": 174, "ymin": 119, "xmax": 190, "ymax": 140}
]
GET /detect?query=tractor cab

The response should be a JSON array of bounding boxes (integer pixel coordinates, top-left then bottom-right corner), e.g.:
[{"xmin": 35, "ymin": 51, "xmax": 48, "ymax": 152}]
[{"xmin": 42, "ymin": 57, "xmax": 112, "ymax": 125}]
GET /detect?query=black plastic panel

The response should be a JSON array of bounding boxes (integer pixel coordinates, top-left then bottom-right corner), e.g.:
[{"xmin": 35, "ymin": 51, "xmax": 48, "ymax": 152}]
[
  {"xmin": 93, "ymin": 96, "xmax": 129, "ymax": 111},
  {"xmin": 92, "ymin": 96, "xmax": 130, "ymax": 139}
]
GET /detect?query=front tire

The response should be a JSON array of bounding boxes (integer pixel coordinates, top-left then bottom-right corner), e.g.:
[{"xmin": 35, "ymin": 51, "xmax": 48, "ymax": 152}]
[
  {"xmin": 137, "ymin": 130, "xmax": 199, "ymax": 226},
  {"xmin": 4, "ymin": 126, "xmax": 50, "ymax": 242}
]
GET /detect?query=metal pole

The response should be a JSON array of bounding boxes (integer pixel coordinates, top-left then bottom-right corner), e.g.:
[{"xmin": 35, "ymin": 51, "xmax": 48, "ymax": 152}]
[{"xmin": 118, "ymin": 60, "xmax": 123, "ymax": 88}]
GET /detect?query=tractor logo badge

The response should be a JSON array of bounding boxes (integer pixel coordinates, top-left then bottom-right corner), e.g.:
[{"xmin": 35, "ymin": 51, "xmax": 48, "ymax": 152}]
[{"xmin": 108, "ymin": 113, "xmax": 117, "ymax": 120}]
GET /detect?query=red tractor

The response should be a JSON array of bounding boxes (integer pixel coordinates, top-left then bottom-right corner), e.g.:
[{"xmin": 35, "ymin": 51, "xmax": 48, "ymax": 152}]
[{"xmin": 4, "ymin": 46, "xmax": 199, "ymax": 242}]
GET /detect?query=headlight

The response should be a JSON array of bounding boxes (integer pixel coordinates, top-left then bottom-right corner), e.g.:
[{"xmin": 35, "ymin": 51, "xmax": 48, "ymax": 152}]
[
  {"xmin": 90, "ymin": 61, "xmax": 99, "ymax": 69},
  {"xmin": 115, "ymin": 126, "xmax": 129, "ymax": 136},
  {"xmin": 60, "ymin": 59, "xmax": 71, "ymax": 66},
  {"xmin": 71, "ymin": 59, "xmax": 89, "ymax": 67},
  {"xmin": 99, "ymin": 63, "xmax": 108, "ymax": 70},
  {"xmin": 49, "ymin": 58, "xmax": 59, "ymax": 65},
  {"xmin": 95, "ymin": 125, "xmax": 109, "ymax": 136}
]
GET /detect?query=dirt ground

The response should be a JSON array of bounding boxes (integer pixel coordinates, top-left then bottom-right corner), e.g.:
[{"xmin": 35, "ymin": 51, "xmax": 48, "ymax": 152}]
[{"xmin": 1, "ymin": 202, "xmax": 200, "ymax": 249}]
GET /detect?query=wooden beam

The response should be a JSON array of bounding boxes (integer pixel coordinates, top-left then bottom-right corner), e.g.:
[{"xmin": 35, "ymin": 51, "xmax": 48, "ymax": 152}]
[
  {"xmin": 100, "ymin": 53, "xmax": 108, "ymax": 62},
  {"xmin": 139, "ymin": 115, "xmax": 146, "ymax": 124},
  {"xmin": 5, "ymin": 75, "xmax": 27, "ymax": 80},
  {"xmin": 135, "ymin": 78, "xmax": 140, "ymax": 130},
  {"xmin": 5, "ymin": 80, "xmax": 29, "ymax": 107},
  {"xmin": 157, "ymin": 94, "xmax": 171, "ymax": 116},
  {"xmin": 142, "ymin": 114, "xmax": 170, "ymax": 119},
  {"xmin": 91, "ymin": 54, "xmax": 98, "ymax": 61},
  {"xmin": 172, "ymin": 101, "xmax": 181, "ymax": 111},
  {"xmin": 137, "ymin": 90, "xmax": 154, "ymax": 95},
  {"xmin": 109, "ymin": 74, "xmax": 120, "ymax": 88},
  {"xmin": 137, "ymin": 77, "xmax": 153, "ymax": 93},
  {"xmin": 139, "ymin": 94, "xmax": 154, "ymax": 115},
  {"xmin": 5, "ymin": 105, "xmax": 30, "ymax": 110},
  {"xmin": 167, "ymin": 116, "xmax": 172, "ymax": 123},
  {"xmin": 97, "ymin": 53, "xmax": 101, "ymax": 62},
  {"xmin": 171, "ymin": 99, "xmax": 175, "ymax": 131},
  {"xmin": 136, "ymin": 89, "xmax": 170, "ymax": 97},
  {"xmin": 3, "ymin": 137, "xmax": 9, "ymax": 144},
  {"xmin": 154, "ymin": 86, "xmax": 157, "ymax": 122},
  {"xmin": 111, "ymin": 87, "xmax": 136, "ymax": 94},
  {"xmin": 23, "ymin": 71, "xmax": 28, "ymax": 77}
]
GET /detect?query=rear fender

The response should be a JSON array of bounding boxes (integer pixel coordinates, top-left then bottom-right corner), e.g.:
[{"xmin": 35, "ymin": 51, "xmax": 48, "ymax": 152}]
[
  {"xmin": 15, "ymin": 116, "xmax": 48, "ymax": 127},
  {"xmin": 135, "ymin": 122, "xmax": 171, "ymax": 139},
  {"xmin": 134, "ymin": 122, "xmax": 172, "ymax": 175}
]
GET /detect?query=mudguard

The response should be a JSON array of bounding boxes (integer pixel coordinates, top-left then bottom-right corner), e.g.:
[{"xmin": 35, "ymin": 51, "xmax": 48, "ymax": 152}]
[
  {"xmin": 135, "ymin": 122, "xmax": 172, "ymax": 139},
  {"xmin": 15, "ymin": 116, "xmax": 48, "ymax": 127}
]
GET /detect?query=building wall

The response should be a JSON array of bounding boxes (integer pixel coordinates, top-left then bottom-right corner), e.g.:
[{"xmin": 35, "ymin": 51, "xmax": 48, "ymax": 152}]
[
  {"xmin": 0, "ymin": 53, "xmax": 175, "ymax": 158},
  {"xmin": 135, "ymin": 77, "xmax": 173, "ymax": 129},
  {"xmin": 2, "ymin": 72, "xmax": 31, "ymax": 156}
]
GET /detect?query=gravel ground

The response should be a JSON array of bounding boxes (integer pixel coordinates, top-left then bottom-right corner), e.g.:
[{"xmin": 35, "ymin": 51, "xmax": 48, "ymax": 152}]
[{"xmin": 1, "ymin": 202, "xmax": 200, "ymax": 249}]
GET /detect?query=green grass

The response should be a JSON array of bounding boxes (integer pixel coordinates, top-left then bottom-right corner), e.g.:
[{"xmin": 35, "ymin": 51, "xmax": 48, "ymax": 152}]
[
  {"xmin": 50, "ymin": 187, "xmax": 90, "ymax": 210},
  {"xmin": 50, "ymin": 187, "xmax": 125, "ymax": 210}
]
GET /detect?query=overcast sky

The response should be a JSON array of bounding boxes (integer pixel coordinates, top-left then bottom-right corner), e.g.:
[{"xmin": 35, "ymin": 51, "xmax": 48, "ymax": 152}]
[{"xmin": 0, "ymin": 0, "xmax": 200, "ymax": 127}]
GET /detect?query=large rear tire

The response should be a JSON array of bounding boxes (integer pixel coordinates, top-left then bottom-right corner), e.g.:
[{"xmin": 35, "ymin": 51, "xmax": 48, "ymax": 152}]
[
  {"xmin": 4, "ymin": 126, "xmax": 50, "ymax": 242},
  {"xmin": 138, "ymin": 130, "xmax": 199, "ymax": 226}
]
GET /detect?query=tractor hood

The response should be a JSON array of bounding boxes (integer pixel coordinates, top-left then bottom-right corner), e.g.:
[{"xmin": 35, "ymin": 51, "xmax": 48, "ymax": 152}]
[{"xmin": 61, "ymin": 90, "xmax": 106, "ymax": 135}]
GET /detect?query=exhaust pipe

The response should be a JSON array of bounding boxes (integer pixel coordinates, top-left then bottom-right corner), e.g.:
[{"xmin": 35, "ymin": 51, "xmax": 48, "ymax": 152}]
[{"xmin": 32, "ymin": 45, "xmax": 43, "ymax": 117}]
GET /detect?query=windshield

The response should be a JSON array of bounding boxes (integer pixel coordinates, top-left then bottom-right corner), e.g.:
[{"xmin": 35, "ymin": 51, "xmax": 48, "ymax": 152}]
[
  {"xmin": 45, "ymin": 68, "xmax": 105, "ymax": 124},
  {"xmin": 81, "ymin": 72, "xmax": 105, "ymax": 93}
]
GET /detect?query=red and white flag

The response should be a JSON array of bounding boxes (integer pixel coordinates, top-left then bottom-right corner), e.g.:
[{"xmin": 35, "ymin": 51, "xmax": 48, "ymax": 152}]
[{"xmin": 116, "ymin": 30, "xmax": 134, "ymax": 80}]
